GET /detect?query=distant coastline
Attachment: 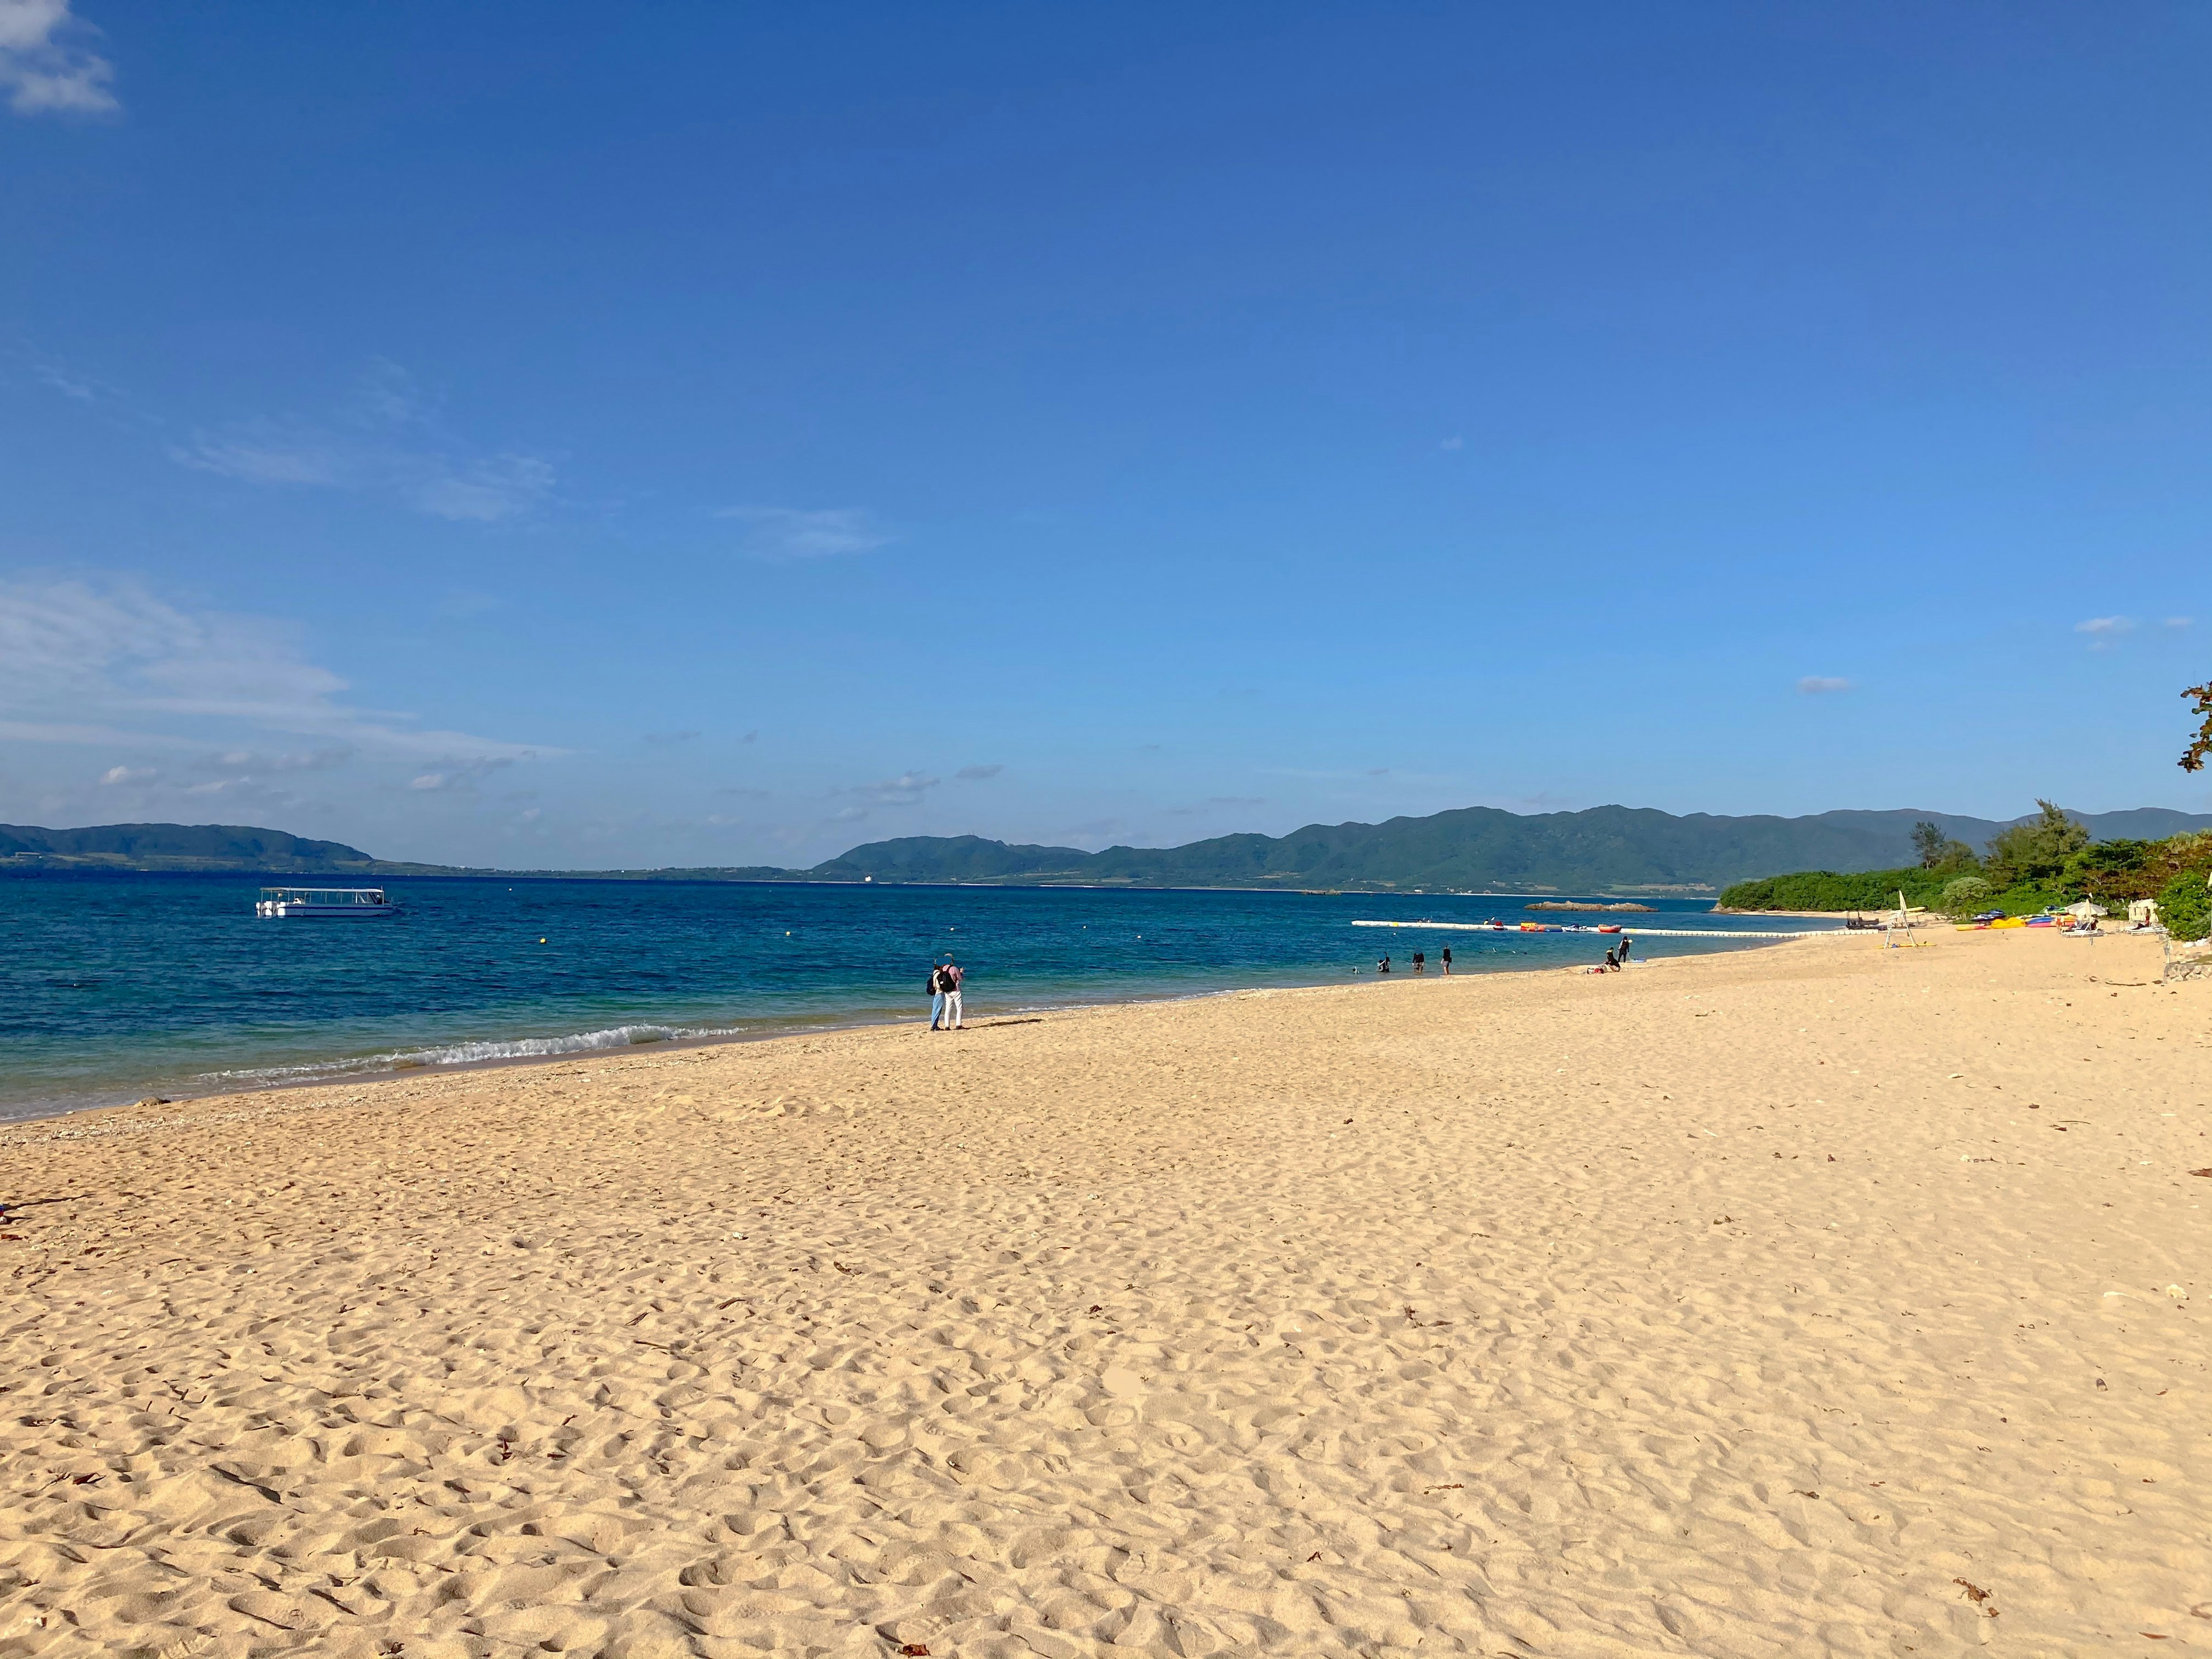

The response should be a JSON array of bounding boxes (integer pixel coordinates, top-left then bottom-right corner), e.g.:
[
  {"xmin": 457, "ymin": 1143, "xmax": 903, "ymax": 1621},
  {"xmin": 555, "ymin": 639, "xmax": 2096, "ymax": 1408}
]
[{"xmin": 9, "ymin": 801, "xmax": 2211, "ymax": 896}]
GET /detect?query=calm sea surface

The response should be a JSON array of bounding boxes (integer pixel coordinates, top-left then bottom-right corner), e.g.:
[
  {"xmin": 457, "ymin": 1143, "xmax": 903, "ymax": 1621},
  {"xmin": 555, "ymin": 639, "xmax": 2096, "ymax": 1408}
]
[{"xmin": 0, "ymin": 874, "xmax": 1830, "ymax": 1123}]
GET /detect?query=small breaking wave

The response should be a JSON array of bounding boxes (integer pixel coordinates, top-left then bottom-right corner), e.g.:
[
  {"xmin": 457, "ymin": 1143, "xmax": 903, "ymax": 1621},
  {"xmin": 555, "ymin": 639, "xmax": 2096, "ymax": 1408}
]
[{"xmin": 192, "ymin": 1022, "xmax": 746, "ymax": 1089}]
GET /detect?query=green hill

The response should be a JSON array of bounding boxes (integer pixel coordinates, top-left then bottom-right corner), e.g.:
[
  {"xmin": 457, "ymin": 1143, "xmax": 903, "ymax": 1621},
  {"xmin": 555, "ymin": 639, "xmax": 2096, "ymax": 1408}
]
[
  {"xmin": 806, "ymin": 805, "xmax": 2212, "ymax": 892},
  {"xmin": 0, "ymin": 823, "xmax": 445, "ymax": 874},
  {"xmin": 11, "ymin": 805, "xmax": 2211, "ymax": 892}
]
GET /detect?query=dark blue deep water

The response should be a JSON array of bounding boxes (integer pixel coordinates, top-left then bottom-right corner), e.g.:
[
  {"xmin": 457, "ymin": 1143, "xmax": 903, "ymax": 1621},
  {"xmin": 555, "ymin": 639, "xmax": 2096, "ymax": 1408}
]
[{"xmin": 0, "ymin": 874, "xmax": 1825, "ymax": 1122}]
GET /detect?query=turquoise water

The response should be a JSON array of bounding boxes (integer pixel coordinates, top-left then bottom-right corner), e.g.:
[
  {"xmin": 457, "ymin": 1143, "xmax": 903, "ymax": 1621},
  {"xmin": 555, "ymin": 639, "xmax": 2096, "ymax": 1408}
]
[{"xmin": 0, "ymin": 874, "xmax": 1825, "ymax": 1123}]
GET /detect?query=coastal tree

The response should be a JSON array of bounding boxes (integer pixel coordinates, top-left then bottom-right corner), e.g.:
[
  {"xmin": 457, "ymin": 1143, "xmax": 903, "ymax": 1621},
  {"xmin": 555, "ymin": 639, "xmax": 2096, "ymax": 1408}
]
[
  {"xmin": 2182, "ymin": 679, "xmax": 2212, "ymax": 772},
  {"xmin": 1911, "ymin": 819, "xmax": 1978, "ymax": 873},
  {"xmin": 1983, "ymin": 800, "xmax": 2090, "ymax": 889}
]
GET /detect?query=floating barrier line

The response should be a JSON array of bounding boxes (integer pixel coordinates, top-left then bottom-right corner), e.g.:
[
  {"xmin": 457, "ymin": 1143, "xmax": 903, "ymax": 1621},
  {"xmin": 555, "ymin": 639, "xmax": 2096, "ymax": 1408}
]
[{"xmin": 1351, "ymin": 920, "xmax": 1828, "ymax": 940}]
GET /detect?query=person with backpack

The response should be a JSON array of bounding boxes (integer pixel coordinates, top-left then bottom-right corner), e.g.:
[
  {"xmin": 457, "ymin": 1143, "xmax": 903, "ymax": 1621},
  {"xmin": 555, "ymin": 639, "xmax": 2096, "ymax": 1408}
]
[
  {"xmin": 941, "ymin": 955, "xmax": 964, "ymax": 1029},
  {"xmin": 926, "ymin": 961, "xmax": 948, "ymax": 1029}
]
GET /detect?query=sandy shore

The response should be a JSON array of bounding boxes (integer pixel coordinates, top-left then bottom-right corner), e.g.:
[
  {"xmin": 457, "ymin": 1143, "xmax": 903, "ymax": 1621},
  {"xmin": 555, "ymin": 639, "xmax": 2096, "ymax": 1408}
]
[{"xmin": 2, "ymin": 931, "xmax": 2205, "ymax": 1658}]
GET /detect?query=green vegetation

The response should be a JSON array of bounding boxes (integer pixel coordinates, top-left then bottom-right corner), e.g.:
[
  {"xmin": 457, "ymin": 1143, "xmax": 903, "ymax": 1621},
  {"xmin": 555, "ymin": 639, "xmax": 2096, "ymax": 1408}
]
[
  {"xmin": 808, "ymin": 805, "xmax": 2211, "ymax": 893},
  {"xmin": 2158, "ymin": 869, "xmax": 2212, "ymax": 941},
  {"xmin": 1721, "ymin": 805, "xmax": 2212, "ymax": 927},
  {"xmin": 0, "ymin": 822, "xmax": 459, "ymax": 874},
  {"xmin": 1715, "ymin": 867, "xmax": 1949, "ymax": 913},
  {"xmin": 13, "ymin": 806, "xmax": 2212, "ymax": 896},
  {"xmin": 1940, "ymin": 876, "xmax": 1993, "ymax": 914},
  {"xmin": 1910, "ymin": 820, "xmax": 1978, "ymax": 872},
  {"xmin": 2181, "ymin": 678, "xmax": 2212, "ymax": 774}
]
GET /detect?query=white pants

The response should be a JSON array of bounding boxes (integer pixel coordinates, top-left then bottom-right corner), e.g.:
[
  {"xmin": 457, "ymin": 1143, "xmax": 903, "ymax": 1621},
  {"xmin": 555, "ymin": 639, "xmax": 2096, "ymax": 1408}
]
[{"xmin": 944, "ymin": 990, "xmax": 963, "ymax": 1028}]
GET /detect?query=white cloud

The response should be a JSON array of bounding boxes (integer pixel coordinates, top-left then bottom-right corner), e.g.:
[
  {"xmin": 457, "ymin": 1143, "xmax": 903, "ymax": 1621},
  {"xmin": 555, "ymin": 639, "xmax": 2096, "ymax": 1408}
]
[
  {"xmin": 1797, "ymin": 676, "xmax": 1852, "ymax": 694},
  {"xmin": 2164, "ymin": 616, "xmax": 2193, "ymax": 630},
  {"xmin": 31, "ymin": 361, "xmax": 96, "ymax": 401},
  {"xmin": 956, "ymin": 764, "xmax": 1002, "ymax": 781},
  {"xmin": 203, "ymin": 745, "xmax": 354, "ymax": 774},
  {"xmin": 171, "ymin": 434, "xmax": 345, "ymax": 487},
  {"xmin": 0, "ymin": 575, "xmax": 556, "ymax": 764},
  {"xmin": 2074, "ymin": 616, "xmax": 2133, "ymax": 649},
  {"xmin": 170, "ymin": 362, "xmax": 554, "ymax": 522},
  {"xmin": 99, "ymin": 764, "xmax": 154, "ymax": 785},
  {"xmin": 719, "ymin": 506, "xmax": 891, "ymax": 561},
  {"xmin": 408, "ymin": 758, "xmax": 516, "ymax": 793},
  {"xmin": 403, "ymin": 454, "xmax": 555, "ymax": 523},
  {"xmin": 0, "ymin": 0, "xmax": 116, "ymax": 116},
  {"xmin": 847, "ymin": 771, "xmax": 938, "ymax": 805}
]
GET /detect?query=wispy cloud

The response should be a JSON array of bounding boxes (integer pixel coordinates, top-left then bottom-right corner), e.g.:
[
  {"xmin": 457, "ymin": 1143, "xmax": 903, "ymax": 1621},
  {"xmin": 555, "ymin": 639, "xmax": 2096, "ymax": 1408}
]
[
  {"xmin": 1797, "ymin": 676, "xmax": 1852, "ymax": 694},
  {"xmin": 0, "ymin": 0, "xmax": 116, "ymax": 116},
  {"xmin": 1055, "ymin": 817, "xmax": 1128, "ymax": 844},
  {"xmin": 99, "ymin": 764, "xmax": 154, "ymax": 785},
  {"xmin": 719, "ymin": 506, "xmax": 891, "ymax": 561},
  {"xmin": 2164, "ymin": 616, "xmax": 2192, "ymax": 630},
  {"xmin": 31, "ymin": 360, "xmax": 99, "ymax": 402},
  {"xmin": 0, "ymin": 575, "xmax": 558, "ymax": 767},
  {"xmin": 408, "ymin": 758, "xmax": 514, "ymax": 793},
  {"xmin": 1167, "ymin": 795, "xmax": 1268, "ymax": 817},
  {"xmin": 955, "ymin": 764, "xmax": 1002, "ymax": 781},
  {"xmin": 643, "ymin": 730, "xmax": 702, "ymax": 745},
  {"xmin": 2075, "ymin": 615, "xmax": 2133, "ymax": 649},
  {"xmin": 847, "ymin": 771, "xmax": 938, "ymax": 805},
  {"xmin": 172, "ymin": 433, "xmax": 344, "ymax": 487},
  {"xmin": 170, "ymin": 361, "xmax": 554, "ymax": 523},
  {"xmin": 203, "ymin": 745, "xmax": 355, "ymax": 774}
]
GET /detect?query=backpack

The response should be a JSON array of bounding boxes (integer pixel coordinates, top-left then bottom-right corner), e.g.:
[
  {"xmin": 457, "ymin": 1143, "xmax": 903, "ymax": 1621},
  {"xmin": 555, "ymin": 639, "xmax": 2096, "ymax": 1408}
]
[{"xmin": 926, "ymin": 968, "xmax": 942, "ymax": 994}]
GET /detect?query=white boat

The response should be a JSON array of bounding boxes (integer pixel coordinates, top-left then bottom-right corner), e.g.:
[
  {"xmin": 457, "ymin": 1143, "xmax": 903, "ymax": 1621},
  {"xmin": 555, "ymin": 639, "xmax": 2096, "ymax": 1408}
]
[{"xmin": 255, "ymin": 885, "xmax": 395, "ymax": 919}]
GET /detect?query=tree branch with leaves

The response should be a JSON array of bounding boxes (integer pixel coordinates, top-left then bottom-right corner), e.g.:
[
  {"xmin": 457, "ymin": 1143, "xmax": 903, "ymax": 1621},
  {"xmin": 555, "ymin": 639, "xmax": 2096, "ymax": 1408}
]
[{"xmin": 2183, "ymin": 680, "xmax": 2212, "ymax": 772}]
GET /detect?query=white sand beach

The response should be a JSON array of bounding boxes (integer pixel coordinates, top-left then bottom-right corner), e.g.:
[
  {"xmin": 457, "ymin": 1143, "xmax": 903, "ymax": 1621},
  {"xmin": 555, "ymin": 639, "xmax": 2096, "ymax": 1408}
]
[{"xmin": 1, "ymin": 929, "xmax": 2205, "ymax": 1657}]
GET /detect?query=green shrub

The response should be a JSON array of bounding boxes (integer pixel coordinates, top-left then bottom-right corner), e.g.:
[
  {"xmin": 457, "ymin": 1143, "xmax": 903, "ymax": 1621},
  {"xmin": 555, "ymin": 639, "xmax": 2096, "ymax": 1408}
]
[
  {"xmin": 1940, "ymin": 876, "xmax": 1993, "ymax": 915},
  {"xmin": 1718, "ymin": 867, "xmax": 1950, "ymax": 912},
  {"xmin": 2160, "ymin": 869, "xmax": 2212, "ymax": 941}
]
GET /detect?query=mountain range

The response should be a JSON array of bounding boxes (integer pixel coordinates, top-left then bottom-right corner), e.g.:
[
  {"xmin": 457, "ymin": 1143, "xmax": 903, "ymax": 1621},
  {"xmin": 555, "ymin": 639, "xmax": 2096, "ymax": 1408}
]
[{"xmin": 8, "ymin": 804, "xmax": 2211, "ymax": 891}]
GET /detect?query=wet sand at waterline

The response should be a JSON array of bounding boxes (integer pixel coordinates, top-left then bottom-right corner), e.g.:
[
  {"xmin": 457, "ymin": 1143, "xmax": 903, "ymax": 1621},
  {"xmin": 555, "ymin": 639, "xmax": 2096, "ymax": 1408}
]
[{"xmin": 2, "ymin": 933, "xmax": 2205, "ymax": 1658}]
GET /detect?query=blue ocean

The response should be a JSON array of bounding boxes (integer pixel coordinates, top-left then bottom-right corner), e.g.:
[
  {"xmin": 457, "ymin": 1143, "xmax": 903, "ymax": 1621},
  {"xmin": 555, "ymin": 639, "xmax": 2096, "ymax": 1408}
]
[{"xmin": 0, "ymin": 874, "xmax": 1824, "ymax": 1123}]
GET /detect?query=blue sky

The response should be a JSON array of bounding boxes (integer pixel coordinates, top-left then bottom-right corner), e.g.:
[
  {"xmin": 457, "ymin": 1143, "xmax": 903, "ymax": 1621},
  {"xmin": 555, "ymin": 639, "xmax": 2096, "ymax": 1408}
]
[{"xmin": 2, "ymin": 2, "xmax": 2207, "ymax": 868}]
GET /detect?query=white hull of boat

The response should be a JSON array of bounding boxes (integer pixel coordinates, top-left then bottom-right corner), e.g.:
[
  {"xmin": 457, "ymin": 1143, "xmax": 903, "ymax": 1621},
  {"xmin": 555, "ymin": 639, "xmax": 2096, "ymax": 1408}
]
[{"xmin": 256, "ymin": 902, "xmax": 395, "ymax": 918}]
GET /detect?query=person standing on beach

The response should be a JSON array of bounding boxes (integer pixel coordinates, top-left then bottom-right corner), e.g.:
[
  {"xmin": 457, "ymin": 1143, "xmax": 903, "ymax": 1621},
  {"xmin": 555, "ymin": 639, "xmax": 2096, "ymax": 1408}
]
[
  {"xmin": 1441, "ymin": 946, "xmax": 1452, "ymax": 975},
  {"xmin": 927, "ymin": 962, "xmax": 948, "ymax": 1029},
  {"xmin": 942, "ymin": 955, "xmax": 964, "ymax": 1029},
  {"xmin": 1618, "ymin": 936, "xmax": 1634, "ymax": 965}
]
